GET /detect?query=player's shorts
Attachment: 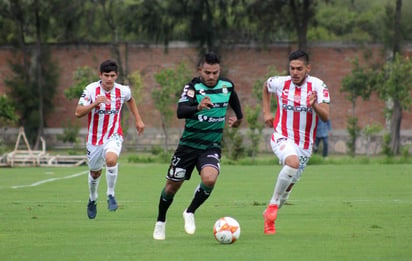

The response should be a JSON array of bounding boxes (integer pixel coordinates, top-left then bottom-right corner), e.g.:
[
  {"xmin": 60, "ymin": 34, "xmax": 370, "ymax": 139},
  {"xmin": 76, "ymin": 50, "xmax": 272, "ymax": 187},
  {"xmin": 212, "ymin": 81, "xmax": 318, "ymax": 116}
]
[
  {"xmin": 87, "ymin": 134, "xmax": 123, "ymax": 171},
  {"xmin": 270, "ymin": 132, "xmax": 311, "ymax": 181},
  {"xmin": 166, "ymin": 145, "xmax": 221, "ymax": 182}
]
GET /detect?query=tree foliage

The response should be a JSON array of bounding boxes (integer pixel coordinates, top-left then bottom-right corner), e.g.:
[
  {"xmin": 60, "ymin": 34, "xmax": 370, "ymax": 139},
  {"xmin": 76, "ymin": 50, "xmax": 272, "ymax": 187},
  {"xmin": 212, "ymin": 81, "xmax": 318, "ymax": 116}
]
[
  {"xmin": 152, "ymin": 62, "xmax": 192, "ymax": 151},
  {"xmin": 0, "ymin": 95, "xmax": 18, "ymax": 125}
]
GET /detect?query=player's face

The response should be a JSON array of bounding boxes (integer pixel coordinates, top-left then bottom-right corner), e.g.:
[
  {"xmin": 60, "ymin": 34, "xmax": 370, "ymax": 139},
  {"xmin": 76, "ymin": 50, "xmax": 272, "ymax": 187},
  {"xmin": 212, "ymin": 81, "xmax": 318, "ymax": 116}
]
[
  {"xmin": 199, "ymin": 63, "xmax": 220, "ymax": 87},
  {"xmin": 289, "ymin": 59, "xmax": 311, "ymax": 86},
  {"xmin": 99, "ymin": 71, "xmax": 118, "ymax": 91}
]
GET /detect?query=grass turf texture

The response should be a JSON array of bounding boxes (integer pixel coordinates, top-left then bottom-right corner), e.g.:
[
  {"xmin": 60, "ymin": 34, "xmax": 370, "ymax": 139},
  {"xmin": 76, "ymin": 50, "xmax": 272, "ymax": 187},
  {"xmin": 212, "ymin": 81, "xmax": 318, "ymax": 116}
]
[{"xmin": 0, "ymin": 162, "xmax": 411, "ymax": 260}]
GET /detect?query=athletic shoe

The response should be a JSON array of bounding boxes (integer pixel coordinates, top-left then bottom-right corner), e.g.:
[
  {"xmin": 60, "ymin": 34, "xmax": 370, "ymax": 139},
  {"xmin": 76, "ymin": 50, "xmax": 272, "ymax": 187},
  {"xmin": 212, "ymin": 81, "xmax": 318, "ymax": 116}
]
[
  {"xmin": 263, "ymin": 204, "xmax": 278, "ymax": 234},
  {"xmin": 107, "ymin": 195, "xmax": 118, "ymax": 211},
  {"xmin": 87, "ymin": 199, "xmax": 97, "ymax": 219},
  {"xmin": 183, "ymin": 209, "xmax": 196, "ymax": 234},
  {"xmin": 153, "ymin": 221, "xmax": 166, "ymax": 240}
]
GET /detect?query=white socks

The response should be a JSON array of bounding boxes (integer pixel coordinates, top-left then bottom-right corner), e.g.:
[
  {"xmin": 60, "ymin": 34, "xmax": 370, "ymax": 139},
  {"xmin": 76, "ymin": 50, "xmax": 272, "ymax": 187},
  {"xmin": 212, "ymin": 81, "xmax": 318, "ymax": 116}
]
[
  {"xmin": 88, "ymin": 173, "xmax": 100, "ymax": 201},
  {"xmin": 270, "ymin": 165, "xmax": 298, "ymax": 207},
  {"xmin": 106, "ymin": 164, "xmax": 118, "ymax": 196}
]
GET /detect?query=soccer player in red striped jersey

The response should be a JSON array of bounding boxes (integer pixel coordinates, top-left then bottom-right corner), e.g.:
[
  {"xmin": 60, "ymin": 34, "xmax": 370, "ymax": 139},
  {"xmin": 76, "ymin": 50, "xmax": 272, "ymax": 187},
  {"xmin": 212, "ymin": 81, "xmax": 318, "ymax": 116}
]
[
  {"xmin": 262, "ymin": 50, "xmax": 330, "ymax": 234},
  {"xmin": 75, "ymin": 60, "xmax": 145, "ymax": 219}
]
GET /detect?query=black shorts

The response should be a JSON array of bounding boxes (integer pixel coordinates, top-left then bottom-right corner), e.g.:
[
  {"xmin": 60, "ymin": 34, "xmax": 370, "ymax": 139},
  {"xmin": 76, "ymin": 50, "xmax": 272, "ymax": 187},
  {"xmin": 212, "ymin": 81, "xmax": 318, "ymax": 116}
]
[{"xmin": 166, "ymin": 145, "xmax": 221, "ymax": 182}]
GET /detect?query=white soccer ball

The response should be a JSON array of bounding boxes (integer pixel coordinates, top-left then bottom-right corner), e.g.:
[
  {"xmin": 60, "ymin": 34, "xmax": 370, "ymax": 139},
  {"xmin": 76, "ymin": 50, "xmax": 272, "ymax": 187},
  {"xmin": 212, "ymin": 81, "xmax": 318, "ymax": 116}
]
[{"xmin": 213, "ymin": 216, "xmax": 241, "ymax": 244}]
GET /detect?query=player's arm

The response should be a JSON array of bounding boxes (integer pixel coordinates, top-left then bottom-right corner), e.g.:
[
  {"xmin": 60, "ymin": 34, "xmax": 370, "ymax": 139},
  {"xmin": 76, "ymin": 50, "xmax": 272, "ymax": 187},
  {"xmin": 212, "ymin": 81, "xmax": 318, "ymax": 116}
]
[
  {"xmin": 309, "ymin": 88, "xmax": 330, "ymax": 122},
  {"xmin": 177, "ymin": 84, "xmax": 200, "ymax": 119},
  {"xmin": 227, "ymin": 89, "xmax": 243, "ymax": 128},
  {"xmin": 75, "ymin": 93, "xmax": 106, "ymax": 118},
  {"xmin": 126, "ymin": 97, "xmax": 145, "ymax": 135},
  {"xmin": 312, "ymin": 102, "xmax": 329, "ymax": 122},
  {"xmin": 262, "ymin": 80, "xmax": 274, "ymax": 128}
]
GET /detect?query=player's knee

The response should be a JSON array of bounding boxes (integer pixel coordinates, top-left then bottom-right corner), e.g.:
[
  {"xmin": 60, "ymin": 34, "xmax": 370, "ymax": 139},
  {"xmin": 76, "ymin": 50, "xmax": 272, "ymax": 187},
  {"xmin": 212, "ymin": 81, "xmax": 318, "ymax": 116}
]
[
  {"xmin": 284, "ymin": 155, "xmax": 299, "ymax": 169},
  {"xmin": 90, "ymin": 170, "xmax": 102, "ymax": 179}
]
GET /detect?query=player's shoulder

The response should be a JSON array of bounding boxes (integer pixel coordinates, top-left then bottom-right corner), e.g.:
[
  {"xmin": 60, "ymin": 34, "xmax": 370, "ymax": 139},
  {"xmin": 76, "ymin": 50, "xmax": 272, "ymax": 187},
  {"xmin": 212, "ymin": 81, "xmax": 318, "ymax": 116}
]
[
  {"xmin": 218, "ymin": 77, "xmax": 234, "ymax": 87},
  {"xmin": 307, "ymin": 75, "xmax": 326, "ymax": 86},
  {"xmin": 114, "ymin": 82, "xmax": 131, "ymax": 92},
  {"xmin": 85, "ymin": 81, "xmax": 100, "ymax": 89},
  {"xmin": 267, "ymin": 75, "xmax": 291, "ymax": 87}
]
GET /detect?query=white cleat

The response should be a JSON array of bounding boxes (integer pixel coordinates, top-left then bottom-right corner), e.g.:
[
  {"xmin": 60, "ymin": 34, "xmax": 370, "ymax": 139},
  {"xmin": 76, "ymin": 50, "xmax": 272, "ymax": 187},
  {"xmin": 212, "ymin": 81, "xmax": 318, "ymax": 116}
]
[
  {"xmin": 183, "ymin": 209, "xmax": 196, "ymax": 235},
  {"xmin": 153, "ymin": 221, "xmax": 166, "ymax": 240}
]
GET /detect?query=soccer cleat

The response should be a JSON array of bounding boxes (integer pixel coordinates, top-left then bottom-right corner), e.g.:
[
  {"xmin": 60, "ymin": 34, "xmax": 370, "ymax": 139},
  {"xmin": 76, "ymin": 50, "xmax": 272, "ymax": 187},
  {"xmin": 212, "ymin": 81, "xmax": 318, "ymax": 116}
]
[
  {"xmin": 87, "ymin": 199, "xmax": 97, "ymax": 219},
  {"xmin": 263, "ymin": 204, "xmax": 278, "ymax": 234},
  {"xmin": 183, "ymin": 209, "xmax": 196, "ymax": 235},
  {"xmin": 107, "ymin": 195, "xmax": 118, "ymax": 211},
  {"xmin": 153, "ymin": 221, "xmax": 166, "ymax": 240}
]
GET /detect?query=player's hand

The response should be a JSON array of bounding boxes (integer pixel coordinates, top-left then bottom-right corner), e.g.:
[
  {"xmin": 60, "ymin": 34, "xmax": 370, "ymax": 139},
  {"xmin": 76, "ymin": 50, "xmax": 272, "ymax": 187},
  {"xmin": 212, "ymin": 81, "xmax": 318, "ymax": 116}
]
[
  {"xmin": 263, "ymin": 113, "xmax": 274, "ymax": 128},
  {"xmin": 136, "ymin": 120, "xmax": 145, "ymax": 135},
  {"xmin": 197, "ymin": 96, "xmax": 214, "ymax": 111},
  {"xmin": 228, "ymin": 116, "xmax": 242, "ymax": 128},
  {"xmin": 309, "ymin": 91, "xmax": 318, "ymax": 106},
  {"xmin": 95, "ymin": 95, "xmax": 109, "ymax": 105}
]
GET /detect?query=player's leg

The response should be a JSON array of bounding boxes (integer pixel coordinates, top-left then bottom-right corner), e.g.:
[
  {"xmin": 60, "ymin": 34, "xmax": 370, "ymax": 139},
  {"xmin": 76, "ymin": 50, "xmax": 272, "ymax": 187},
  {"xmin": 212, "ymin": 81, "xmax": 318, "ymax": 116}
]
[
  {"xmin": 104, "ymin": 137, "xmax": 123, "ymax": 211},
  {"xmin": 264, "ymin": 137, "xmax": 299, "ymax": 234},
  {"xmin": 154, "ymin": 146, "xmax": 194, "ymax": 240},
  {"xmin": 86, "ymin": 144, "xmax": 104, "ymax": 219},
  {"xmin": 322, "ymin": 136, "xmax": 329, "ymax": 157},
  {"xmin": 183, "ymin": 149, "xmax": 220, "ymax": 234}
]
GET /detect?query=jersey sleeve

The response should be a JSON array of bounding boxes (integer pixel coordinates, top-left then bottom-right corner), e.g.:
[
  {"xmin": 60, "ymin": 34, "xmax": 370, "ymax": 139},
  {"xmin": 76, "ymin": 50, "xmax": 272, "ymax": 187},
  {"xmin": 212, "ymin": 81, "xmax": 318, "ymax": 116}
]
[
  {"xmin": 78, "ymin": 85, "xmax": 93, "ymax": 106},
  {"xmin": 124, "ymin": 85, "xmax": 132, "ymax": 101},
  {"xmin": 266, "ymin": 76, "xmax": 284, "ymax": 93},
  {"xmin": 229, "ymin": 89, "xmax": 243, "ymax": 120},
  {"xmin": 177, "ymin": 83, "xmax": 198, "ymax": 118},
  {"xmin": 315, "ymin": 79, "xmax": 330, "ymax": 104}
]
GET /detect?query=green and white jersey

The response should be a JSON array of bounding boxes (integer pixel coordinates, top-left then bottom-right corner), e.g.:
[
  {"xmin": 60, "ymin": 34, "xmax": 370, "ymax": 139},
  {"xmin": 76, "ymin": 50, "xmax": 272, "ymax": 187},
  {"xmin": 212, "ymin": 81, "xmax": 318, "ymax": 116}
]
[{"xmin": 177, "ymin": 77, "xmax": 242, "ymax": 150}]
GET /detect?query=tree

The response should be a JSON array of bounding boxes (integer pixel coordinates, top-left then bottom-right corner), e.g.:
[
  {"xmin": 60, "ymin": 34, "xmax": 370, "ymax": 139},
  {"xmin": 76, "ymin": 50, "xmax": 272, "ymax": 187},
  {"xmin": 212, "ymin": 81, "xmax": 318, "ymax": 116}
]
[
  {"xmin": 0, "ymin": 95, "xmax": 18, "ymax": 125},
  {"xmin": 341, "ymin": 58, "xmax": 374, "ymax": 156},
  {"xmin": 152, "ymin": 62, "xmax": 191, "ymax": 152},
  {"xmin": 2, "ymin": 0, "xmax": 60, "ymax": 148},
  {"xmin": 375, "ymin": 53, "xmax": 412, "ymax": 154}
]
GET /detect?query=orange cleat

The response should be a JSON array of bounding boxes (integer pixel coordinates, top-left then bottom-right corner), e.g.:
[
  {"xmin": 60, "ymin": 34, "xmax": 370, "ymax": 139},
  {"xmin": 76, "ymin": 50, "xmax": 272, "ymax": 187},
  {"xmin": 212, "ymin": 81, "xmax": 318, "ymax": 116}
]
[{"xmin": 263, "ymin": 204, "xmax": 278, "ymax": 234}]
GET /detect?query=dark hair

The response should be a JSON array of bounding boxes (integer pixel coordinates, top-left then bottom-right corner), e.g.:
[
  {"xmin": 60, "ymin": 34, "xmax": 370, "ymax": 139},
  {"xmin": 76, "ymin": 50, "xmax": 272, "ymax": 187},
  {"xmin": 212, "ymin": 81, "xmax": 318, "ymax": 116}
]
[
  {"xmin": 100, "ymin": 60, "xmax": 118, "ymax": 73},
  {"xmin": 289, "ymin": 50, "xmax": 309, "ymax": 64},
  {"xmin": 199, "ymin": 52, "xmax": 220, "ymax": 66}
]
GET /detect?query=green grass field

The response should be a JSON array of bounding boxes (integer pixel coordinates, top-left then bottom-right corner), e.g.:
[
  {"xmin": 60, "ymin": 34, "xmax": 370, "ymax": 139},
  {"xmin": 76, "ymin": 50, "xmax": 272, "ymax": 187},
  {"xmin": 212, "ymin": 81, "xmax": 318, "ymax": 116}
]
[{"xmin": 0, "ymin": 161, "xmax": 411, "ymax": 260}]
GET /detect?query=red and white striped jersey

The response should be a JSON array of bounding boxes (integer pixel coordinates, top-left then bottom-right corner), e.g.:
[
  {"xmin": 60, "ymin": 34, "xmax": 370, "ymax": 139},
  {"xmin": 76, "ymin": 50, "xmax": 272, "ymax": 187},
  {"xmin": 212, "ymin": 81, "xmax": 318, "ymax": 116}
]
[
  {"xmin": 266, "ymin": 75, "xmax": 330, "ymax": 150},
  {"xmin": 78, "ymin": 81, "xmax": 131, "ymax": 145}
]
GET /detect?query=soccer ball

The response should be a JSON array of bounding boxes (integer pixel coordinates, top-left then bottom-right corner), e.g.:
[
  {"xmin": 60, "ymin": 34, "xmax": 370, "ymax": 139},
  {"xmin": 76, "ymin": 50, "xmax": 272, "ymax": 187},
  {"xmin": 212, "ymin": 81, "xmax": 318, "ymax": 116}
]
[{"xmin": 213, "ymin": 216, "xmax": 241, "ymax": 244}]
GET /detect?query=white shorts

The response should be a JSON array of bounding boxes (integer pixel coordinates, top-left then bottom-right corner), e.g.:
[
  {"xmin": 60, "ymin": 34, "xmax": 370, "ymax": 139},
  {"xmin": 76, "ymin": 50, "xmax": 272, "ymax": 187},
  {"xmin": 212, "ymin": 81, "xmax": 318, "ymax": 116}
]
[
  {"xmin": 270, "ymin": 133, "xmax": 311, "ymax": 180},
  {"xmin": 86, "ymin": 135, "xmax": 123, "ymax": 171}
]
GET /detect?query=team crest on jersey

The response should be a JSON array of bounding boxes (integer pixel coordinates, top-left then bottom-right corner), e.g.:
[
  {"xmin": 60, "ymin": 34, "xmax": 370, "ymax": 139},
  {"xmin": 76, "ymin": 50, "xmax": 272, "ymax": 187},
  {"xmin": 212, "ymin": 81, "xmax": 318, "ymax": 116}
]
[
  {"xmin": 187, "ymin": 89, "xmax": 195, "ymax": 98},
  {"xmin": 222, "ymin": 85, "xmax": 228, "ymax": 95}
]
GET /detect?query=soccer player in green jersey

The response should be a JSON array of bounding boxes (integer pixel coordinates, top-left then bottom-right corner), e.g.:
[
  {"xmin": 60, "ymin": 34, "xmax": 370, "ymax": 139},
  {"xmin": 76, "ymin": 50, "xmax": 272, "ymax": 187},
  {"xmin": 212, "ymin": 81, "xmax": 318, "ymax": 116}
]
[{"xmin": 153, "ymin": 52, "xmax": 243, "ymax": 240}]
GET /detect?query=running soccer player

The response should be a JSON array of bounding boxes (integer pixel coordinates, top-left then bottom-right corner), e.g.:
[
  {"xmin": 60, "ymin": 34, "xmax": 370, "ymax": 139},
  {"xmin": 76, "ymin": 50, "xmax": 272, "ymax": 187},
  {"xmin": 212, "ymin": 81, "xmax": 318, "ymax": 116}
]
[
  {"xmin": 262, "ymin": 50, "xmax": 330, "ymax": 234},
  {"xmin": 153, "ymin": 52, "xmax": 243, "ymax": 240},
  {"xmin": 75, "ymin": 60, "xmax": 145, "ymax": 219}
]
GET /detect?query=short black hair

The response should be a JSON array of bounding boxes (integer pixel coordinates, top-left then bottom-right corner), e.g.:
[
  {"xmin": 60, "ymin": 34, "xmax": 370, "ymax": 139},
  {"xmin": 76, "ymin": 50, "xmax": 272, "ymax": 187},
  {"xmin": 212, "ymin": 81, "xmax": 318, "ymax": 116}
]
[
  {"xmin": 100, "ymin": 60, "xmax": 118, "ymax": 73},
  {"xmin": 199, "ymin": 52, "xmax": 220, "ymax": 66},
  {"xmin": 289, "ymin": 50, "xmax": 309, "ymax": 64}
]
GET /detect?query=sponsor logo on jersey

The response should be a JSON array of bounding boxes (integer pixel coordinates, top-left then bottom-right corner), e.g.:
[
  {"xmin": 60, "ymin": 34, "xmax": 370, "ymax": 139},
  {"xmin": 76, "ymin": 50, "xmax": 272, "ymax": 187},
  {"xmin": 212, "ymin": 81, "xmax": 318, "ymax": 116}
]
[
  {"xmin": 282, "ymin": 104, "xmax": 313, "ymax": 113},
  {"xmin": 187, "ymin": 89, "xmax": 195, "ymax": 98}
]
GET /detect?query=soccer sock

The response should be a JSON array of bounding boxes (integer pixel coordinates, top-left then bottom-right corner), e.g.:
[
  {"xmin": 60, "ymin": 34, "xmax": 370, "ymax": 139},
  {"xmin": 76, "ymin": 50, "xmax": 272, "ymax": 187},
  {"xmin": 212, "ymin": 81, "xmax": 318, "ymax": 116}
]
[
  {"xmin": 270, "ymin": 165, "xmax": 298, "ymax": 206},
  {"xmin": 279, "ymin": 183, "xmax": 294, "ymax": 208},
  {"xmin": 106, "ymin": 164, "xmax": 118, "ymax": 196},
  {"xmin": 88, "ymin": 172, "xmax": 100, "ymax": 201},
  {"xmin": 157, "ymin": 187, "xmax": 175, "ymax": 222},
  {"xmin": 186, "ymin": 182, "xmax": 214, "ymax": 214}
]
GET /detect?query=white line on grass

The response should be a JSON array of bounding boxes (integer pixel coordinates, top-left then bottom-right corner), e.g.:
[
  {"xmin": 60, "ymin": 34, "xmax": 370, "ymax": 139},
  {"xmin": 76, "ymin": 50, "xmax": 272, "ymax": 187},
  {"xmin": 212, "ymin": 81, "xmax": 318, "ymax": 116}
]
[{"xmin": 11, "ymin": 171, "xmax": 88, "ymax": 189}]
